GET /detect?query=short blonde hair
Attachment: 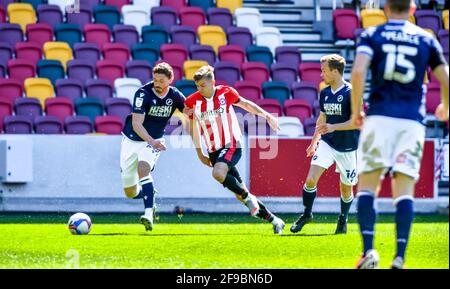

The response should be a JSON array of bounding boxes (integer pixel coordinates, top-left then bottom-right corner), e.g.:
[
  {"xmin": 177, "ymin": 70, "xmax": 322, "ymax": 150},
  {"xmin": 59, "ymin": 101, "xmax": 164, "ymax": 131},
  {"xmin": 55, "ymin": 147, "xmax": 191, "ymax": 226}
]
[
  {"xmin": 193, "ymin": 65, "xmax": 215, "ymax": 82},
  {"xmin": 320, "ymin": 54, "xmax": 346, "ymax": 75},
  {"xmin": 153, "ymin": 62, "xmax": 173, "ymax": 79}
]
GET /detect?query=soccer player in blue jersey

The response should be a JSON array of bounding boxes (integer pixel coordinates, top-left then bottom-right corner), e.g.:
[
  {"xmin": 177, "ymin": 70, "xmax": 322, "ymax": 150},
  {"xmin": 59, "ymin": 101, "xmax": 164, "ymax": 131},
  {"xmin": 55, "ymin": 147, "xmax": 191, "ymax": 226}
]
[
  {"xmin": 351, "ymin": 0, "xmax": 449, "ymax": 269},
  {"xmin": 120, "ymin": 62, "xmax": 186, "ymax": 231},
  {"xmin": 290, "ymin": 54, "xmax": 360, "ymax": 235}
]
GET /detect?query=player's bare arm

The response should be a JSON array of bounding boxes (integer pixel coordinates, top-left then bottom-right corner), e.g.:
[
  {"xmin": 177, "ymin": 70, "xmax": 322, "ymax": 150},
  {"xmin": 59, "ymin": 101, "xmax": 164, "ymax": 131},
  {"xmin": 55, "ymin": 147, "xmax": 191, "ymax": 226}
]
[
  {"xmin": 432, "ymin": 64, "xmax": 449, "ymax": 121},
  {"xmin": 316, "ymin": 117, "xmax": 361, "ymax": 135},
  {"xmin": 188, "ymin": 116, "xmax": 212, "ymax": 167},
  {"xmin": 306, "ymin": 112, "xmax": 326, "ymax": 157},
  {"xmin": 350, "ymin": 53, "xmax": 371, "ymax": 127},
  {"xmin": 132, "ymin": 113, "xmax": 167, "ymax": 151},
  {"xmin": 234, "ymin": 96, "xmax": 281, "ymax": 131}
]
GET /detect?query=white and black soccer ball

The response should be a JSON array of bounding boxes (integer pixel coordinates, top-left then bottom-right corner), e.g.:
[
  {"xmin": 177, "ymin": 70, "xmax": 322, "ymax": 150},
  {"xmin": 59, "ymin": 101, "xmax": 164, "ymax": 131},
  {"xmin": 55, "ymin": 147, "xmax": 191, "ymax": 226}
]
[{"xmin": 68, "ymin": 213, "xmax": 92, "ymax": 235}]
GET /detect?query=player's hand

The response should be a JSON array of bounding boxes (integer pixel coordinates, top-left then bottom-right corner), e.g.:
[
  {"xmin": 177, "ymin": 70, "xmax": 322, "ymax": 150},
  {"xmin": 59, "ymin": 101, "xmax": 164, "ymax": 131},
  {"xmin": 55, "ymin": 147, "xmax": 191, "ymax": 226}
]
[
  {"xmin": 351, "ymin": 111, "xmax": 365, "ymax": 128},
  {"xmin": 316, "ymin": 123, "xmax": 335, "ymax": 135},
  {"xmin": 306, "ymin": 142, "xmax": 318, "ymax": 158},
  {"xmin": 183, "ymin": 107, "xmax": 194, "ymax": 117},
  {"xmin": 266, "ymin": 114, "xmax": 281, "ymax": 132},
  {"xmin": 149, "ymin": 139, "xmax": 167, "ymax": 151},
  {"xmin": 435, "ymin": 104, "xmax": 449, "ymax": 122},
  {"xmin": 198, "ymin": 154, "xmax": 212, "ymax": 167}
]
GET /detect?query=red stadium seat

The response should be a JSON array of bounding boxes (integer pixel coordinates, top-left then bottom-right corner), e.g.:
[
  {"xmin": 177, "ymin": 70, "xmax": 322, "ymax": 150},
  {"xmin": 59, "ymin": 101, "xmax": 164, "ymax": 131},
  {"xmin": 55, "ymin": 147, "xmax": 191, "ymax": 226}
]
[
  {"xmin": 241, "ymin": 62, "xmax": 270, "ymax": 87},
  {"xmin": 45, "ymin": 97, "xmax": 74, "ymax": 123},
  {"xmin": 284, "ymin": 99, "xmax": 312, "ymax": 123},
  {"xmin": 95, "ymin": 115, "xmax": 123, "ymax": 134},
  {"xmin": 96, "ymin": 60, "xmax": 125, "ymax": 83}
]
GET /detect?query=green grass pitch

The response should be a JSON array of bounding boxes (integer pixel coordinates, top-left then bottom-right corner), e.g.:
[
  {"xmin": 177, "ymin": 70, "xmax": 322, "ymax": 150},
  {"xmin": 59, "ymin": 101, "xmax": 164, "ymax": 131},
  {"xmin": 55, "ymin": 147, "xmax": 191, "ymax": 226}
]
[{"xmin": 0, "ymin": 213, "xmax": 448, "ymax": 269}]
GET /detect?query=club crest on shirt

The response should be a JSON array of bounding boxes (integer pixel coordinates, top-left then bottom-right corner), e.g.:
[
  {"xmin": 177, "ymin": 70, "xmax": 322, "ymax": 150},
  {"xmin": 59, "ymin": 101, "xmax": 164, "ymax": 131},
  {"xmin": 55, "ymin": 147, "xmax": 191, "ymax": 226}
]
[
  {"xmin": 219, "ymin": 98, "xmax": 226, "ymax": 105},
  {"xmin": 166, "ymin": 98, "xmax": 173, "ymax": 106},
  {"xmin": 337, "ymin": 95, "xmax": 343, "ymax": 102},
  {"xmin": 135, "ymin": 98, "xmax": 143, "ymax": 108}
]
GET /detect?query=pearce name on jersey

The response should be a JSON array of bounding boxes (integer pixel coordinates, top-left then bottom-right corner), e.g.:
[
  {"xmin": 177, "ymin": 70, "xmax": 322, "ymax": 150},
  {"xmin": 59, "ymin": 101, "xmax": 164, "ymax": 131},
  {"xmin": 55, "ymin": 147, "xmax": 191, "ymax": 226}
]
[{"xmin": 122, "ymin": 82, "xmax": 185, "ymax": 141}]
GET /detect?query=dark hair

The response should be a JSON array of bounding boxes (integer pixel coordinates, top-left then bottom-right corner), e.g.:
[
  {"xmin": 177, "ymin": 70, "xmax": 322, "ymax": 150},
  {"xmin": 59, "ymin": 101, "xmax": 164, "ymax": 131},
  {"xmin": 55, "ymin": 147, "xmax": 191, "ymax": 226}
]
[
  {"xmin": 153, "ymin": 62, "xmax": 173, "ymax": 79},
  {"xmin": 193, "ymin": 65, "xmax": 215, "ymax": 82},
  {"xmin": 320, "ymin": 54, "xmax": 346, "ymax": 75},
  {"xmin": 387, "ymin": 0, "xmax": 411, "ymax": 13}
]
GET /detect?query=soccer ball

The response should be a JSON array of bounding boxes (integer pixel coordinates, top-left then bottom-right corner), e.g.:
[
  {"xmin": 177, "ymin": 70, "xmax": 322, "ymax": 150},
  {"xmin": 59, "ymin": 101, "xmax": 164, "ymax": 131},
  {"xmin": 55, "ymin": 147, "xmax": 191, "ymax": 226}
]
[{"xmin": 68, "ymin": 213, "xmax": 92, "ymax": 235}]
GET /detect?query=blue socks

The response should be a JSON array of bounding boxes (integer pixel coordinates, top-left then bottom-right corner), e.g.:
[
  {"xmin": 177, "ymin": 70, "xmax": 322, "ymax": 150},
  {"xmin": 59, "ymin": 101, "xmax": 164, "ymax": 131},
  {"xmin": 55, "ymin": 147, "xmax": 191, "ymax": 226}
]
[
  {"xmin": 140, "ymin": 177, "xmax": 154, "ymax": 209},
  {"xmin": 357, "ymin": 192, "xmax": 376, "ymax": 256},
  {"xmin": 395, "ymin": 197, "xmax": 414, "ymax": 260},
  {"xmin": 303, "ymin": 185, "xmax": 317, "ymax": 216}
]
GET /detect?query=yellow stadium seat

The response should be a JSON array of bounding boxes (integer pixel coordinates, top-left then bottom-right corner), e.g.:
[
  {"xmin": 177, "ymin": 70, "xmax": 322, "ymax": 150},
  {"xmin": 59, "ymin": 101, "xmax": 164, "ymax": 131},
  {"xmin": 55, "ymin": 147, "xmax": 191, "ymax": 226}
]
[
  {"xmin": 43, "ymin": 42, "xmax": 73, "ymax": 70},
  {"xmin": 216, "ymin": 0, "xmax": 242, "ymax": 14},
  {"xmin": 408, "ymin": 15, "xmax": 415, "ymax": 25},
  {"xmin": 7, "ymin": 3, "xmax": 36, "ymax": 32},
  {"xmin": 424, "ymin": 28, "xmax": 436, "ymax": 38},
  {"xmin": 319, "ymin": 81, "xmax": 328, "ymax": 91},
  {"xmin": 197, "ymin": 25, "xmax": 227, "ymax": 54},
  {"xmin": 360, "ymin": 9, "xmax": 387, "ymax": 28},
  {"xmin": 443, "ymin": 10, "xmax": 449, "ymax": 30},
  {"xmin": 183, "ymin": 60, "xmax": 209, "ymax": 80},
  {"xmin": 24, "ymin": 78, "xmax": 54, "ymax": 108},
  {"xmin": 86, "ymin": 132, "xmax": 107, "ymax": 136}
]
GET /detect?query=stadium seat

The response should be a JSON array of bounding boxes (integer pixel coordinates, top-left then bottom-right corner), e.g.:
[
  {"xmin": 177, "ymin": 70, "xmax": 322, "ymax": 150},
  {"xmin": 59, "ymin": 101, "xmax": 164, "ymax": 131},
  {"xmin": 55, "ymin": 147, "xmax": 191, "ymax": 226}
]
[
  {"xmin": 255, "ymin": 27, "xmax": 283, "ymax": 55},
  {"xmin": 3, "ymin": 115, "xmax": 33, "ymax": 134},
  {"xmin": 131, "ymin": 43, "xmax": 160, "ymax": 67},
  {"xmin": 55, "ymin": 78, "xmax": 84, "ymax": 103},
  {"xmin": 113, "ymin": 24, "xmax": 139, "ymax": 47},
  {"xmin": 0, "ymin": 78, "xmax": 24, "ymax": 104},
  {"xmin": 426, "ymin": 82, "xmax": 441, "ymax": 113},
  {"xmin": 216, "ymin": 0, "xmax": 242, "ymax": 14},
  {"xmin": 155, "ymin": 59, "xmax": 182, "ymax": 81},
  {"xmin": 45, "ymin": 97, "xmax": 74, "ymax": 123},
  {"xmin": 75, "ymin": 97, "xmax": 104, "ymax": 123},
  {"xmin": 18, "ymin": 0, "xmax": 45, "ymax": 10},
  {"xmin": 360, "ymin": 9, "xmax": 387, "ymax": 28},
  {"xmin": 219, "ymin": 45, "xmax": 246, "ymax": 68},
  {"xmin": 271, "ymin": 63, "xmax": 298, "ymax": 87},
  {"xmin": 95, "ymin": 115, "xmax": 123, "ymax": 134},
  {"xmin": 0, "ymin": 98, "xmax": 13, "ymax": 133},
  {"xmin": 67, "ymin": 59, "xmax": 96, "ymax": 84},
  {"xmin": 234, "ymin": 80, "xmax": 261, "ymax": 102},
  {"xmin": 284, "ymin": 99, "xmax": 312, "ymax": 123},
  {"xmin": 37, "ymin": 59, "xmax": 65, "ymax": 86},
  {"xmin": 438, "ymin": 29, "xmax": 449, "ymax": 53},
  {"xmin": 160, "ymin": 44, "xmax": 189, "ymax": 67},
  {"xmin": 235, "ymin": 8, "xmax": 263, "ymax": 36},
  {"xmin": 409, "ymin": 14, "xmax": 416, "ymax": 25},
  {"xmin": 7, "ymin": 3, "xmax": 36, "ymax": 32},
  {"xmin": 25, "ymin": 23, "xmax": 52, "ymax": 47},
  {"xmin": 96, "ymin": 60, "xmax": 125, "ymax": 83},
  {"xmin": 303, "ymin": 116, "xmax": 317, "ymax": 136},
  {"xmin": 0, "ymin": 5, "xmax": 5, "ymax": 23},
  {"xmin": 254, "ymin": 99, "xmax": 282, "ymax": 116},
  {"xmin": 132, "ymin": 0, "xmax": 160, "ymax": 13},
  {"xmin": 77, "ymin": 0, "xmax": 101, "ymax": 10},
  {"xmin": 114, "ymin": 78, "xmax": 142, "ymax": 104},
  {"xmin": 7, "ymin": 59, "xmax": 36, "ymax": 84},
  {"xmin": 85, "ymin": 79, "xmax": 114, "ymax": 104},
  {"xmin": 73, "ymin": 43, "xmax": 101, "ymax": 62},
  {"xmin": 48, "ymin": 0, "xmax": 72, "ymax": 13},
  {"xmin": 175, "ymin": 79, "xmax": 197, "ymax": 97},
  {"xmin": 160, "ymin": 0, "xmax": 186, "ymax": 15},
  {"xmin": 262, "ymin": 81, "xmax": 290, "ymax": 106},
  {"xmin": 54, "ymin": 23, "xmax": 83, "ymax": 49},
  {"xmin": 214, "ymin": 61, "xmax": 241, "ymax": 86},
  {"xmin": 226, "ymin": 27, "xmax": 253, "ymax": 51},
  {"xmin": 102, "ymin": 42, "xmax": 131, "ymax": 66},
  {"xmin": 84, "ymin": 24, "xmax": 112, "ymax": 48},
  {"xmin": 66, "ymin": 5, "xmax": 92, "ymax": 29},
  {"xmin": 332, "ymin": 9, "xmax": 360, "ymax": 40},
  {"xmin": 126, "ymin": 60, "xmax": 153, "ymax": 84},
  {"xmin": 0, "ymin": 23, "xmax": 24, "ymax": 48},
  {"xmin": 104, "ymin": 0, "xmax": 131, "ymax": 11},
  {"xmin": 207, "ymin": 7, "xmax": 233, "ymax": 32},
  {"xmin": 183, "ymin": 60, "xmax": 208, "ymax": 80},
  {"xmin": 141, "ymin": 25, "xmax": 169, "ymax": 47},
  {"xmin": 241, "ymin": 62, "xmax": 270, "ymax": 87},
  {"xmin": 14, "ymin": 97, "xmax": 42, "ymax": 119},
  {"xmin": 0, "ymin": 62, "xmax": 4, "ymax": 77},
  {"xmin": 275, "ymin": 46, "xmax": 302, "ymax": 69},
  {"xmin": 164, "ymin": 114, "xmax": 184, "ymax": 135},
  {"xmin": 198, "ymin": 25, "xmax": 227, "ymax": 54},
  {"xmin": 0, "ymin": 42, "xmax": 14, "ymax": 66},
  {"xmin": 122, "ymin": 5, "xmax": 150, "ymax": 35},
  {"xmin": 24, "ymin": 77, "xmax": 54, "ymax": 108},
  {"xmin": 246, "ymin": 45, "xmax": 273, "ymax": 69},
  {"xmin": 105, "ymin": 97, "xmax": 131, "ymax": 122},
  {"xmin": 15, "ymin": 42, "xmax": 42, "ymax": 63},
  {"xmin": 291, "ymin": 81, "xmax": 318, "ymax": 107},
  {"xmin": 189, "ymin": 44, "xmax": 216, "ymax": 65},
  {"xmin": 179, "ymin": 7, "xmax": 205, "ymax": 31},
  {"xmin": 170, "ymin": 25, "xmax": 197, "ymax": 50},
  {"xmin": 93, "ymin": 4, "xmax": 121, "ymax": 31},
  {"xmin": 65, "ymin": 115, "xmax": 94, "ymax": 134},
  {"xmin": 299, "ymin": 62, "xmax": 322, "ymax": 89},
  {"xmin": 151, "ymin": 6, "xmax": 178, "ymax": 32},
  {"xmin": 416, "ymin": 10, "xmax": 442, "ymax": 35},
  {"xmin": 189, "ymin": 0, "xmax": 214, "ymax": 13},
  {"xmin": 277, "ymin": 116, "xmax": 304, "ymax": 137},
  {"xmin": 443, "ymin": 10, "xmax": 449, "ymax": 30},
  {"xmin": 43, "ymin": 41, "xmax": 73, "ymax": 70},
  {"xmin": 37, "ymin": 4, "xmax": 63, "ymax": 28},
  {"xmin": 34, "ymin": 115, "xmax": 63, "ymax": 134}
]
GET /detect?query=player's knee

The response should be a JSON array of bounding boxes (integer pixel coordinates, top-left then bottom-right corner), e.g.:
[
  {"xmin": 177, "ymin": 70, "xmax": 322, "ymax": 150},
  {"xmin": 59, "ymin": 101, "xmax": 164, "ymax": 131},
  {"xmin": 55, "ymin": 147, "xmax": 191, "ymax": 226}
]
[
  {"xmin": 137, "ymin": 162, "xmax": 151, "ymax": 178},
  {"xmin": 212, "ymin": 168, "xmax": 226, "ymax": 183},
  {"xmin": 124, "ymin": 186, "xmax": 137, "ymax": 198},
  {"xmin": 305, "ymin": 177, "xmax": 317, "ymax": 189}
]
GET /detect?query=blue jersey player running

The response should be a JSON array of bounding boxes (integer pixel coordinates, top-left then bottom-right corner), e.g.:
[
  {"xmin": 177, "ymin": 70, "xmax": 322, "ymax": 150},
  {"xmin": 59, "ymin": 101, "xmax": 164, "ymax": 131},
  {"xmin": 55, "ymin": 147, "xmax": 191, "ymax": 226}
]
[
  {"xmin": 351, "ymin": 0, "xmax": 449, "ymax": 269},
  {"xmin": 120, "ymin": 62, "xmax": 186, "ymax": 231},
  {"xmin": 290, "ymin": 54, "xmax": 360, "ymax": 235}
]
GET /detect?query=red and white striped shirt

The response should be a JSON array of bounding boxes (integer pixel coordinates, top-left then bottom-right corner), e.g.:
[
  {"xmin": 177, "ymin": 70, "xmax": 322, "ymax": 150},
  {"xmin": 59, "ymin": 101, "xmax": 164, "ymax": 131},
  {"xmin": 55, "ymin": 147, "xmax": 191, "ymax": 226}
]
[{"xmin": 185, "ymin": 85, "xmax": 243, "ymax": 153}]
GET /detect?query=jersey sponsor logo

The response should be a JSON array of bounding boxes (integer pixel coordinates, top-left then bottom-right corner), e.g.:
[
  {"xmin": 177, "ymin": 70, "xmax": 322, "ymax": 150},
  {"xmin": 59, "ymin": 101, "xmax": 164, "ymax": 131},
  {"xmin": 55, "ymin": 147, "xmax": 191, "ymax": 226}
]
[
  {"xmin": 337, "ymin": 95, "xmax": 343, "ymax": 102},
  {"xmin": 166, "ymin": 98, "xmax": 173, "ymax": 106},
  {"xmin": 148, "ymin": 106, "xmax": 172, "ymax": 117},
  {"xmin": 324, "ymin": 103, "xmax": 342, "ymax": 116},
  {"xmin": 135, "ymin": 98, "xmax": 143, "ymax": 108},
  {"xmin": 199, "ymin": 107, "xmax": 225, "ymax": 120}
]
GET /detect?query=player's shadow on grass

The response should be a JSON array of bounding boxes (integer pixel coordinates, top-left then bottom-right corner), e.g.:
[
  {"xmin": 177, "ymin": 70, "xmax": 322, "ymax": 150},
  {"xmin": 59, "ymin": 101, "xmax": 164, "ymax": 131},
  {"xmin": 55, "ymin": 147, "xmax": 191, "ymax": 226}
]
[
  {"xmin": 90, "ymin": 233, "xmax": 265, "ymax": 236},
  {"xmin": 281, "ymin": 233, "xmax": 335, "ymax": 237}
]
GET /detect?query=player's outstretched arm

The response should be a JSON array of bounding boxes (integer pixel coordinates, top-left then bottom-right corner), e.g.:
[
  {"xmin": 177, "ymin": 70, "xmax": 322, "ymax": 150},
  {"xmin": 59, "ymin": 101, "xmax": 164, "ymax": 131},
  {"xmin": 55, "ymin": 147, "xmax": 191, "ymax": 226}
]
[
  {"xmin": 432, "ymin": 64, "xmax": 449, "ymax": 121},
  {"xmin": 188, "ymin": 117, "xmax": 211, "ymax": 167},
  {"xmin": 350, "ymin": 53, "xmax": 371, "ymax": 127},
  {"xmin": 132, "ymin": 113, "xmax": 167, "ymax": 151},
  {"xmin": 306, "ymin": 113, "xmax": 326, "ymax": 157},
  {"xmin": 234, "ymin": 97, "xmax": 281, "ymax": 132}
]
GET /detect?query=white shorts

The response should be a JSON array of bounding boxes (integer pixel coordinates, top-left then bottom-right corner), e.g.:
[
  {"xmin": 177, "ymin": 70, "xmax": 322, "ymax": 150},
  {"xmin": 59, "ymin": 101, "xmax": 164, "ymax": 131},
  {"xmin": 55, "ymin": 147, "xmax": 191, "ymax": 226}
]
[
  {"xmin": 120, "ymin": 135, "xmax": 164, "ymax": 188},
  {"xmin": 311, "ymin": 140, "xmax": 358, "ymax": 186},
  {"xmin": 358, "ymin": 115, "xmax": 425, "ymax": 181}
]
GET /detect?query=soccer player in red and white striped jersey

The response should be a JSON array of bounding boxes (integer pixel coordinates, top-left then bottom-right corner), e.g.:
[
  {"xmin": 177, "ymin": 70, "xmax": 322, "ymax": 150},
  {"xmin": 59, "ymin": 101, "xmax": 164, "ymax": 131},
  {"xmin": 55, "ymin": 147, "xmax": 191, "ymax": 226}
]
[{"xmin": 185, "ymin": 65, "xmax": 286, "ymax": 234}]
